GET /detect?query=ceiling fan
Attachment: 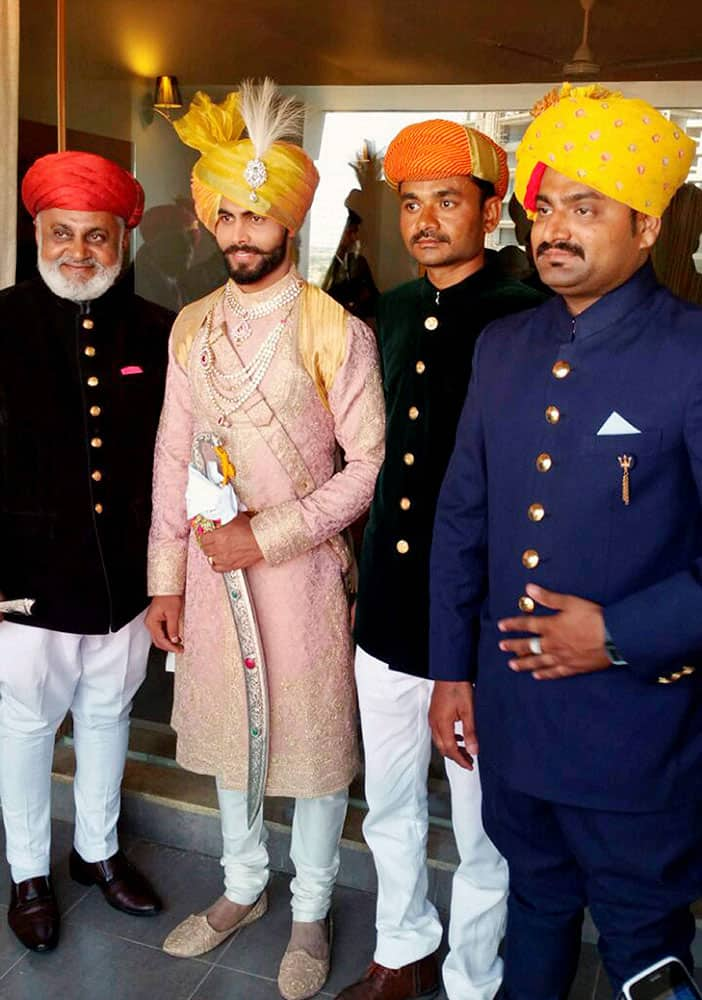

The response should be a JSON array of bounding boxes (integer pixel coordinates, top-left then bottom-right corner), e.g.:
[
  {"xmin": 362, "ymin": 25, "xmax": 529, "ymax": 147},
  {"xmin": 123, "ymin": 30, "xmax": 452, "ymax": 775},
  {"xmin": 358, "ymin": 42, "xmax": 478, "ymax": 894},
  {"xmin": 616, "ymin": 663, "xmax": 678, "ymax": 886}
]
[{"xmin": 481, "ymin": 0, "xmax": 702, "ymax": 79}]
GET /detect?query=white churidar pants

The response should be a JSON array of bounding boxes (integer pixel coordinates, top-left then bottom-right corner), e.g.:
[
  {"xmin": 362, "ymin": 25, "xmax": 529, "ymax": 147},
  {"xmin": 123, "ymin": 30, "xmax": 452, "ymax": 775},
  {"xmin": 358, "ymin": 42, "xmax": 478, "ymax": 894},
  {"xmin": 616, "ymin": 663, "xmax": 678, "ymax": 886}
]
[
  {"xmin": 355, "ymin": 646, "xmax": 508, "ymax": 1000},
  {"xmin": 0, "ymin": 612, "xmax": 150, "ymax": 883},
  {"xmin": 216, "ymin": 778, "xmax": 348, "ymax": 922}
]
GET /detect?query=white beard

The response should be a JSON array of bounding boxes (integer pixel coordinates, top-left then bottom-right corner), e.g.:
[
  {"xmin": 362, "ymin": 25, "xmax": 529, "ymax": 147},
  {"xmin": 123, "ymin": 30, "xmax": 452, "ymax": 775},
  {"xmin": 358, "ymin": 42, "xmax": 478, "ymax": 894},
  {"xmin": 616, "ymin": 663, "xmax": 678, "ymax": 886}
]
[{"xmin": 37, "ymin": 244, "xmax": 124, "ymax": 302}]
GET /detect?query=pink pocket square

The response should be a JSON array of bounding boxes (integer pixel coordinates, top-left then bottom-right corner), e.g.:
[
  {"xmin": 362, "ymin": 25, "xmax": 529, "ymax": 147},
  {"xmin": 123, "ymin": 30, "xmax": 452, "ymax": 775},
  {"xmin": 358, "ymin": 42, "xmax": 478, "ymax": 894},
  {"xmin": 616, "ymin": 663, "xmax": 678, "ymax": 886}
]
[{"xmin": 120, "ymin": 365, "xmax": 144, "ymax": 376}]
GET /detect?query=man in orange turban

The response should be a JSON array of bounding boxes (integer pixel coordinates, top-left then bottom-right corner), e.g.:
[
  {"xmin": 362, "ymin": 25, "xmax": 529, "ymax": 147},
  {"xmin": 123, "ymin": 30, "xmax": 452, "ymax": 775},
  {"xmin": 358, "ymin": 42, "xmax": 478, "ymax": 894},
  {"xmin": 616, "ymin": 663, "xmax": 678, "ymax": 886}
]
[
  {"xmin": 340, "ymin": 119, "xmax": 544, "ymax": 1000},
  {"xmin": 429, "ymin": 86, "xmax": 702, "ymax": 999},
  {"xmin": 0, "ymin": 150, "xmax": 169, "ymax": 954}
]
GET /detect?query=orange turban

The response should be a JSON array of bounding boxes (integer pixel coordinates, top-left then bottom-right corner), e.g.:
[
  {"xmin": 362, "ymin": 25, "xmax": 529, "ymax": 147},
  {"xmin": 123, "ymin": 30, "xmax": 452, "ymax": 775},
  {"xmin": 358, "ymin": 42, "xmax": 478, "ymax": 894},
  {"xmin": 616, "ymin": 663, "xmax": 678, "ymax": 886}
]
[
  {"xmin": 22, "ymin": 151, "xmax": 144, "ymax": 229},
  {"xmin": 384, "ymin": 120, "xmax": 509, "ymax": 199}
]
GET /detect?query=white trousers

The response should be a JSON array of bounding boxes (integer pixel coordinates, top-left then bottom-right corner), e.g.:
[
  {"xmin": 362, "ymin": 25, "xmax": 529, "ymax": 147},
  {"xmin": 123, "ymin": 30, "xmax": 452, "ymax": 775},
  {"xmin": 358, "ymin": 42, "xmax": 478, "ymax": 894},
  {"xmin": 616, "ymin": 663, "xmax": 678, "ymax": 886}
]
[
  {"xmin": 356, "ymin": 647, "xmax": 508, "ymax": 1000},
  {"xmin": 0, "ymin": 612, "xmax": 150, "ymax": 883},
  {"xmin": 216, "ymin": 778, "xmax": 348, "ymax": 922}
]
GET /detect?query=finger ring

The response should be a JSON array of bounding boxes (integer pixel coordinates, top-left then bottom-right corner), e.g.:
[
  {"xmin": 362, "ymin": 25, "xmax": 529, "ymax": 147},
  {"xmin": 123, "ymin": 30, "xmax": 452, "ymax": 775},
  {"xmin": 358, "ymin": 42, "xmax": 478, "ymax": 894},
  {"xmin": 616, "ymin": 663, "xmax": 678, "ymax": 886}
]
[
  {"xmin": 208, "ymin": 555, "xmax": 215, "ymax": 567},
  {"xmin": 528, "ymin": 636, "xmax": 542, "ymax": 655}
]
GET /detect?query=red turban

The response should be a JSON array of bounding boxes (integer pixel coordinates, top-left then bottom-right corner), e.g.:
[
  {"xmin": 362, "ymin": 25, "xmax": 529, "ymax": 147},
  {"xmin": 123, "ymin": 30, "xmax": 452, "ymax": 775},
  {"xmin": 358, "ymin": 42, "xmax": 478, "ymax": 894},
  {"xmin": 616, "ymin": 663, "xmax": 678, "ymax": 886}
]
[{"xmin": 22, "ymin": 151, "xmax": 145, "ymax": 229}]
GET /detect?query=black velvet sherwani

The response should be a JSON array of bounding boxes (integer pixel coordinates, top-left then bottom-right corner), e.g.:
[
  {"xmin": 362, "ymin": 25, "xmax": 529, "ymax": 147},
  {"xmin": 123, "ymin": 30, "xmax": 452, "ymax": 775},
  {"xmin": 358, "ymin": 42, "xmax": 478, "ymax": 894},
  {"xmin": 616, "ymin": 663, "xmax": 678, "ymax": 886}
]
[
  {"xmin": 354, "ymin": 263, "xmax": 545, "ymax": 677},
  {"xmin": 0, "ymin": 272, "xmax": 173, "ymax": 634}
]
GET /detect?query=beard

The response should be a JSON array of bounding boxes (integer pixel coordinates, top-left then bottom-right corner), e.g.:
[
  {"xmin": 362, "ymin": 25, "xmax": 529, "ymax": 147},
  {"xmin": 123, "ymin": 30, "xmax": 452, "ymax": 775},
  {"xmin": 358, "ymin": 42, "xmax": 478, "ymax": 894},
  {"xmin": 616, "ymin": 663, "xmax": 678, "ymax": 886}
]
[
  {"xmin": 37, "ymin": 248, "xmax": 124, "ymax": 302},
  {"xmin": 224, "ymin": 233, "xmax": 288, "ymax": 285}
]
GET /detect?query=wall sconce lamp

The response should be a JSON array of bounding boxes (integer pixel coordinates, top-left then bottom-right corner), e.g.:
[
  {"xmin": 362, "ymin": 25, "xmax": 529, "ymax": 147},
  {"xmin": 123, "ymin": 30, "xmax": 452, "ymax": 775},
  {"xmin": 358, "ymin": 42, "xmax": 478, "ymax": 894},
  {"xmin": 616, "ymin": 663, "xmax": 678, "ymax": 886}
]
[{"xmin": 153, "ymin": 75, "xmax": 182, "ymax": 122}]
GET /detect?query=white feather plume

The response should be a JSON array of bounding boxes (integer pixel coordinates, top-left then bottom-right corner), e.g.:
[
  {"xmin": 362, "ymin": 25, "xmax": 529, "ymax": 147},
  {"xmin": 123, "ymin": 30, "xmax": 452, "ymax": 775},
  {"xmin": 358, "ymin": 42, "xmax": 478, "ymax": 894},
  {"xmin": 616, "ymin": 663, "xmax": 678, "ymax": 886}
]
[{"xmin": 238, "ymin": 78, "xmax": 305, "ymax": 159}]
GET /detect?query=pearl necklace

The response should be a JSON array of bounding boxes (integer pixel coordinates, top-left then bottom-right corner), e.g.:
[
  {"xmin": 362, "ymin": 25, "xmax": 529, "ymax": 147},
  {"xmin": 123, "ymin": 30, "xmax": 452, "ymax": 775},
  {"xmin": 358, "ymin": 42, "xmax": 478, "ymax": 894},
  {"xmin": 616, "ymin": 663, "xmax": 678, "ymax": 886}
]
[
  {"xmin": 225, "ymin": 275, "xmax": 303, "ymax": 344},
  {"xmin": 199, "ymin": 299, "xmax": 297, "ymax": 427}
]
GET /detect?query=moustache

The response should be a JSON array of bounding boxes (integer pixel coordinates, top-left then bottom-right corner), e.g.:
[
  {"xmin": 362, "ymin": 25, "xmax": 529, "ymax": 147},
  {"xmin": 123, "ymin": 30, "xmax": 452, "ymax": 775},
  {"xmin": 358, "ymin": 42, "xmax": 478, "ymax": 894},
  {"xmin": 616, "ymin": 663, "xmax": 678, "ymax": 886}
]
[
  {"xmin": 225, "ymin": 243, "xmax": 264, "ymax": 256},
  {"xmin": 411, "ymin": 230, "xmax": 450, "ymax": 246},
  {"xmin": 535, "ymin": 240, "xmax": 585, "ymax": 260}
]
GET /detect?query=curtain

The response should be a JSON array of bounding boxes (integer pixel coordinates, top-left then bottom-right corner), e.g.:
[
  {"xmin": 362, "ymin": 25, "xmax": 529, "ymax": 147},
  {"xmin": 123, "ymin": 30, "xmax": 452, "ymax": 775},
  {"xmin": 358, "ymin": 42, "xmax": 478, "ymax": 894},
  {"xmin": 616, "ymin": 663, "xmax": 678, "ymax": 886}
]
[{"xmin": 1, "ymin": 0, "xmax": 20, "ymax": 290}]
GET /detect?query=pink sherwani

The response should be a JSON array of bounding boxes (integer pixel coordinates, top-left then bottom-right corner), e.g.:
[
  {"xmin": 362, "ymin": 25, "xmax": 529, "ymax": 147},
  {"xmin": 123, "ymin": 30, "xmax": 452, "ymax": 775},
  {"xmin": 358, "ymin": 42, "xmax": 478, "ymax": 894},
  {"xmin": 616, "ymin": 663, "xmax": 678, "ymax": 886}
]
[{"xmin": 148, "ymin": 274, "xmax": 385, "ymax": 797}]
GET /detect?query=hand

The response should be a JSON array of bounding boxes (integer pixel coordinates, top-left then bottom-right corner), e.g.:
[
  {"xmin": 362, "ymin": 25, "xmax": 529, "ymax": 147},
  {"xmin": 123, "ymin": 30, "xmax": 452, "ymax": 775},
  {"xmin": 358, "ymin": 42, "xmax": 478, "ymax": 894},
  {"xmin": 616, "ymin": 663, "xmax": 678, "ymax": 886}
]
[
  {"xmin": 429, "ymin": 681, "xmax": 477, "ymax": 770},
  {"xmin": 146, "ymin": 595, "xmax": 184, "ymax": 653},
  {"xmin": 199, "ymin": 514, "xmax": 263, "ymax": 572},
  {"xmin": 497, "ymin": 583, "xmax": 611, "ymax": 680}
]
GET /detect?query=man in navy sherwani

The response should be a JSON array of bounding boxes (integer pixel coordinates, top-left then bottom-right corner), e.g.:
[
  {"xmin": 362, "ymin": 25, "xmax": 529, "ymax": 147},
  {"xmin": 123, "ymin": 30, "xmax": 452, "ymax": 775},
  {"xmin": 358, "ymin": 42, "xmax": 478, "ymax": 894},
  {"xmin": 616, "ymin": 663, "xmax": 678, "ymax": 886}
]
[{"xmin": 429, "ymin": 84, "xmax": 702, "ymax": 1000}]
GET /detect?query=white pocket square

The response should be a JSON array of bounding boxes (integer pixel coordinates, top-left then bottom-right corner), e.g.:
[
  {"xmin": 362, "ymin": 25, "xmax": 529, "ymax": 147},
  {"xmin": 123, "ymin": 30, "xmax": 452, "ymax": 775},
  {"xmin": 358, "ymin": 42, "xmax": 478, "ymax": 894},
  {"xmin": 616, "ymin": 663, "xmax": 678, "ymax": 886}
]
[{"xmin": 597, "ymin": 411, "xmax": 641, "ymax": 435}]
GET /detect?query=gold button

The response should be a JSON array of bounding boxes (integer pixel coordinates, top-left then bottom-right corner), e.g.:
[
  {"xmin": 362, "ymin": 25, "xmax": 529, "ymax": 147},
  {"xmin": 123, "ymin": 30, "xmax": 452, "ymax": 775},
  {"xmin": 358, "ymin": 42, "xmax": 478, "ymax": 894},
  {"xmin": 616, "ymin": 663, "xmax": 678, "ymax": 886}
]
[
  {"xmin": 404, "ymin": 452, "xmax": 415, "ymax": 466},
  {"xmin": 396, "ymin": 539, "xmax": 410, "ymax": 554},
  {"xmin": 536, "ymin": 452, "xmax": 553, "ymax": 472},
  {"xmin": 416, "ymin": 361, "xmax": 426, "ymax": 374},
  {"xmin": 84, "ymin": 345, "xmax": 96, "ymax": 357},
  {"xmin": 400, "ymin": 497, "xmax": 411, "ymax": 510},
  {"xmin": 670, "ymin": 671, "xmax": 683, "ymax": 682},
  {"xmin": 545, "ymin": 405, "xmax": 560, "ymax": 424},
  {"xmin": 87, "ymin": 376, "xmax": 99, "ymax": 387},
  {"xmin": 82, "ymin": 317, "xmax": 94, "ymax": 330},
  {"xmin": 90, "ymin": 437, "xmax": 102, "ymax": 448},
  {"xmin": 91, "ymin": 470, "xmax": 102, "ymax": 482},
  {"xmin": 522, "ymin": 549, "xmax": 540, "ymax": 569},
  {"xmin": 657, "ymin": 675, "xmax": 672, "ymax": 684},
  {"xmin": 90, "ymin": 405, "xmax": 101, "ymax": 417},
  {"xmin": 518, "ymin": 595, "xmax": 535, "ymax": 613},
  {"xmin": 94, "ymin": 503, "xmax": 103, "ymax": 514},
  {"xmin": 408, "ymin": 406, "xmax": 419, "ymax": 420},
  {"xmin": 528, "ymin": 503, "xmax": 545, "ymax": 522},
  {"xmin": 681, "ymin": 665, "xmax": 696, "ymax": 675},
  {"xmin": 424, "ymin": 316, "xmax": 439, "ymax": 331},
  {"xmin": 552, "ymin": 360, "xmax": 572, "ymax": 379}
]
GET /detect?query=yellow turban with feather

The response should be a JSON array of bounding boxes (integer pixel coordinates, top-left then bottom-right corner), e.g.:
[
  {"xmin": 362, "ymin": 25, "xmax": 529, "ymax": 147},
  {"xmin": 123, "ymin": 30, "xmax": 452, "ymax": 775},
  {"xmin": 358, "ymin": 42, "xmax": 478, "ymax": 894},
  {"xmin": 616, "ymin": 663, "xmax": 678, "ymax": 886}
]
[
  {"xmin": 174, "ymin": 80, "xmax": 319, "ymax": 234},
  {"xmin": 515, "ymin": 84, "xmax": 696, "ymax": 219}
]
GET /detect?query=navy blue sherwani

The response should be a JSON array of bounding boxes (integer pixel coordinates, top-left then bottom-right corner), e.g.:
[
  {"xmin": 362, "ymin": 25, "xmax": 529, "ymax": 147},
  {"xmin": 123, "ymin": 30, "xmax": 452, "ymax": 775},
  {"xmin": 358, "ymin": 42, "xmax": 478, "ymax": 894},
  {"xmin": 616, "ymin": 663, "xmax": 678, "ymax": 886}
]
[{"xmin": 430, "ymin": 263, "xmax": 702, "ymax": 997}]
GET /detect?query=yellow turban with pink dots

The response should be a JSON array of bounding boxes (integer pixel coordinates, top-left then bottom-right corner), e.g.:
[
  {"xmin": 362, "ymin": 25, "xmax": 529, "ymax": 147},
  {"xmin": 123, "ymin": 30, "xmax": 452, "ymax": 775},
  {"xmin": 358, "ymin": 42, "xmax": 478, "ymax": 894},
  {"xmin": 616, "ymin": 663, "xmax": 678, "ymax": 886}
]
[
  {"xmin": 515, "ymin": 83, "xmax": 696, "ymax": 219},
  {"xmin": 174, "ymin": 80, "xmax": 319, "ymax": 235}
]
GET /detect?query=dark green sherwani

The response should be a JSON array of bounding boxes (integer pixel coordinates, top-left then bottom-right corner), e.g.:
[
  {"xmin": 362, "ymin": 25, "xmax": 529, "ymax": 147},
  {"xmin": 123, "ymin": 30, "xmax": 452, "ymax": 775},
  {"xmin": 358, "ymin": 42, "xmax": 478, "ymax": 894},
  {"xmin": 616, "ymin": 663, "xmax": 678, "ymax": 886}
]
[{"xmin": 355, "ymin": 262, "xmax": 545, "ymax": 677}]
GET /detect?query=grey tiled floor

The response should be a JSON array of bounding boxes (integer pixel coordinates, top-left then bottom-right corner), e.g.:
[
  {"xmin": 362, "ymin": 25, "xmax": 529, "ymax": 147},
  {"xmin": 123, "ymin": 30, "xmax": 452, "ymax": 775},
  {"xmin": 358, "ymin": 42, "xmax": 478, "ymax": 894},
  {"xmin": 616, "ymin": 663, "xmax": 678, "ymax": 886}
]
[{"xmin": 0, "ymin": 819, "xmax": 694, "ymax": 1000}]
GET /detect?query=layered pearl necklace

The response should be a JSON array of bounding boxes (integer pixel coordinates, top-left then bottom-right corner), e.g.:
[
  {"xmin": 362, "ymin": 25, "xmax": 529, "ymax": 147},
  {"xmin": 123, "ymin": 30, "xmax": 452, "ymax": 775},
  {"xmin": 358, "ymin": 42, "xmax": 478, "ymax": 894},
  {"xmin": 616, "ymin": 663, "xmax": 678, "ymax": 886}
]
[
  {"xmin": 199, "ymin": 295, "xmax": 298, "ymax": 428},
  {"xmin": 224, "ymin": 274, "xmax": 303, "ymax": 344}
]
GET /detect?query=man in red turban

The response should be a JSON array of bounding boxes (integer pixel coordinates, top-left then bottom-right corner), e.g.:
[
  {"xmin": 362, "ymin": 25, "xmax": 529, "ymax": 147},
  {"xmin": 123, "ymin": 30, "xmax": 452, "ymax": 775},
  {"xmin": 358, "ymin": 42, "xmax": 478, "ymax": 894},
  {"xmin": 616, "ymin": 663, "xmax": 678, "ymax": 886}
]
[{"xmin": 0, "ymin": 150, "xmax": 169, "ymax": 953}]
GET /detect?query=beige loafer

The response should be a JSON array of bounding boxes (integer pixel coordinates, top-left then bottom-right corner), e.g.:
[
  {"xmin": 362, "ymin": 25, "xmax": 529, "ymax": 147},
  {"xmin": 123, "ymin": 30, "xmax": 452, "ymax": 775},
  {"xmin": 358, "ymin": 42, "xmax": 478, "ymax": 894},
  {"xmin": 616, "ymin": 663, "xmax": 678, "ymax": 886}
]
[
  {"xmin": 277, "ymin": 914, "xmax": 333, "ymax": 1000},
  {"xmin": 162, "ymin": 890, "xmax": 268, "ymax": 958}
]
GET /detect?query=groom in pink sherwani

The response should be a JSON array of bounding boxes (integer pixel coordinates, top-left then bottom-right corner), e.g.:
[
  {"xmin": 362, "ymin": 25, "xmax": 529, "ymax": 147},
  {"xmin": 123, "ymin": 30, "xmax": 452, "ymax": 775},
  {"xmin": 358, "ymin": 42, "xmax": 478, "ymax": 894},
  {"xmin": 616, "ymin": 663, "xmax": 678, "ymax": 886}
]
[{"xmin": 145, "ymin": 80, "xmax": 385, "ymax": 1000}]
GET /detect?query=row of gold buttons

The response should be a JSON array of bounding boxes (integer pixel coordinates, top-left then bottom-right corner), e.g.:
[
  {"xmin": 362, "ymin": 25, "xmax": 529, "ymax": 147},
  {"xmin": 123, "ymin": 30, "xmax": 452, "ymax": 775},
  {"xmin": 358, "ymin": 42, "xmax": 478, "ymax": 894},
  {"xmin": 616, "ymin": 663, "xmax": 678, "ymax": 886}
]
[
  {"xmin": 518, "ymin": 359, "xmax": 573, "ymax": 612},
  {"xmin": 396, "ymin": 331, "xmax": 433, "ymax": 556},
  {"xmin": 83, "ymin": 315, "xmax": 104, "ymax": 515}
]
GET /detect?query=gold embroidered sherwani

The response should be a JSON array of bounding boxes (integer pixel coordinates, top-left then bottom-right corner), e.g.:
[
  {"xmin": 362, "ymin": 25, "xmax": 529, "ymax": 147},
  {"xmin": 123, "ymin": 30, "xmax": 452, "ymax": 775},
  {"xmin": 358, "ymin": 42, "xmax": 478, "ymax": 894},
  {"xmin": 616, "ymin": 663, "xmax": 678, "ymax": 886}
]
[{"xmin": 148, "ymin": 271, "xmax": 385, "ymax": 796}]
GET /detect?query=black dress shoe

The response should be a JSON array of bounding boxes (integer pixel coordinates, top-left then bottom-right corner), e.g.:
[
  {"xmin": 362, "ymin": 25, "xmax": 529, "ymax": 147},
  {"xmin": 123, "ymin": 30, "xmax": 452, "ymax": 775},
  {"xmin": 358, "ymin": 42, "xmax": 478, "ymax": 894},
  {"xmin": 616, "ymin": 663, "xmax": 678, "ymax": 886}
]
[
  {"xmin": 8, "ymin": 876, "xmax": 60, "ymax": 952},
  {"xmin": 69, "ymin": 849, "xmax": 162, "ymax": 916}
]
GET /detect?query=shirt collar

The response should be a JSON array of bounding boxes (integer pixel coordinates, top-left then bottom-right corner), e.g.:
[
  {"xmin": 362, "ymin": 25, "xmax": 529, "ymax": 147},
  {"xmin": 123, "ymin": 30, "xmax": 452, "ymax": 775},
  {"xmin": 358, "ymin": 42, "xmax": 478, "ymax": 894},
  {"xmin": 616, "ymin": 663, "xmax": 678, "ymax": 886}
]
[
  {"xmin": 421, "ymin": 261, "xmax": 492, "ymax": 306},
  {"xmin": 551, "ymin": 262, "xmax": 660, "ymax": 341}
]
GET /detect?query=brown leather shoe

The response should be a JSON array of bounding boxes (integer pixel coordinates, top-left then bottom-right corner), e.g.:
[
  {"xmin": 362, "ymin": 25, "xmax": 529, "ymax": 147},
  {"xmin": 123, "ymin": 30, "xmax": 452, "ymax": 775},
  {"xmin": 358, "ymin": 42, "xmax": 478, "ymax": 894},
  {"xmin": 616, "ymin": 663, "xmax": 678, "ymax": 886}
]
[
  {"xmin": 334, "ymin": 951, "xmax": 440, "ymax": 999},
  {"xmin": 8, "ymin": 876, "xmax": 60, "ymax": 952},
  {"xmin": 69, "ymin": 849, "xmax": 162, "ymax": 916}
]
